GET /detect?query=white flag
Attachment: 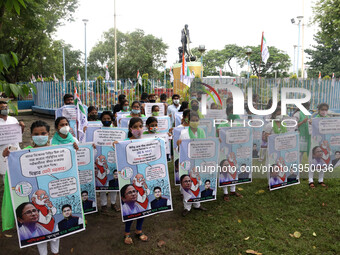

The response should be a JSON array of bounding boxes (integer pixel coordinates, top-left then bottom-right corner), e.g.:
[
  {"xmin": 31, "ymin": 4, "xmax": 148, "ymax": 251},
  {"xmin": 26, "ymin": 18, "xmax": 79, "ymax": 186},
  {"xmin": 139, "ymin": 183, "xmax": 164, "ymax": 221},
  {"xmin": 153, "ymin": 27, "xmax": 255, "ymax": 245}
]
[
  {"xmin": 169, "ymin": 67, "xmax": 174, "ymax": 83},
  {"xmin": 105, "ymin": 65, "xmax": 110, "ymax": 80},
  {"xmin": 137, "ymin": 70, "xmax": 142, "ymax": 85},
  {"xmin": 77, "ymin": 70, "xmax": 81, "ymax": 82},
  {"xmin": 261, "ymin": 32, "xmax": 270, "ymax": 64}
]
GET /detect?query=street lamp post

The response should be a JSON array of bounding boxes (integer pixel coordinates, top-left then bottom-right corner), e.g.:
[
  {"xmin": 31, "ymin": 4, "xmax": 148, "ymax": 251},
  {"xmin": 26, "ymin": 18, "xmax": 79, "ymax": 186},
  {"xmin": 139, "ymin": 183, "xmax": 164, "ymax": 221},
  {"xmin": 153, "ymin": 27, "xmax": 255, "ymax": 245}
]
[
  {"xmin": 293, "ymin": 45, "xmax": 297, "ymax": 75},
  {"xmin": 198, "ymin": 45, "xmax": 206, "ymax": 78},
  {"xmin": 245, "ymin": 48, "xmax": 252, "ymax": 79},
  {"xmin": 291, "ymin": 16, "xmax": 303, "ymax": 76},
  {"xmin": 163, "ymin": 59, "xmax": 167, "ymax": 88},
  {"xmin": 82, "ymin": 19, "xmax": 89, "ymax": 101}
]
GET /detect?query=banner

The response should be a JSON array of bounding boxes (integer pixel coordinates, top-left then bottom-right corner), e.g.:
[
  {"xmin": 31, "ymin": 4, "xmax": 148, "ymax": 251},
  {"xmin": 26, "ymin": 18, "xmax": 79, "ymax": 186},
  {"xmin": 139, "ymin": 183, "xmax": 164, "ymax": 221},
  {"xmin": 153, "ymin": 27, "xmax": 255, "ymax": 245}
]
[
  {"xmin": 115, "ymin": 138, "xmax": 173, "ymax": 222},
  {"xmin": 76, "ymin": 143, "xmax": 97, "ymax": 214},
  {"xmin": 267, "ymin": 132, "xmax": 300, "ymax": 191},
  {"xmin": 93, "ymin": 127, "xmax": 128, "ymax": 191},
  {"xmin": 0, "ymin": 123, "xmax": 22, "ymax": 145},
  {"xmin": 7, "ymin": 145, "xmax": 85, "ymax": 248},
  {"xmin": 143, "ymin": 103, "xmax": 165, "ymax": 117},
  {"xmin": 179, "ymin": 138, "xmax": 219, "ymax": 203},
  {"xmin": 55, "ymin": 105, "xmax": 78, "ymax": 138},
  {"xmin": 218, "ymin": 127, "xmax": 253, "ymax": 187},
  {"xmin": 311, "ymin": 118, "xmax": 340, "ymax": 170}
]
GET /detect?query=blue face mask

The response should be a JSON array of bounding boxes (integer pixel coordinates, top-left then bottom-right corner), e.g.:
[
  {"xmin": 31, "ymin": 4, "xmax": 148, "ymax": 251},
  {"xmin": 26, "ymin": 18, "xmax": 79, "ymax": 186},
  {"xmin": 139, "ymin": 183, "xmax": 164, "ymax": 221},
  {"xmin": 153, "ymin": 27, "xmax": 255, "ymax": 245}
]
[
  {"xmin": 32, "ymin": 136, "xmax": 49, "ymax": 146},
  {"xmin": 102, "ymin": 121, "xmax": 111, "ymax": 127},
  {"xmin": 131, "ymin": 109, "xmax": 140, "ymax": 114}
]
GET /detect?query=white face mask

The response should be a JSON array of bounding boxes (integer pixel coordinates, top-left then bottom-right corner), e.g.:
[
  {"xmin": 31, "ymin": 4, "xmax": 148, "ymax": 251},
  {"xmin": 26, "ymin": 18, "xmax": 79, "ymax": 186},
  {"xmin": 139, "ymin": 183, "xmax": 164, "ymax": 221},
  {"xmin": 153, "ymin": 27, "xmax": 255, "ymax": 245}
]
[
  {"xmin": 276, "ymin": 115, "xmax": 283, "ymax": 121},
  {"xmin": 173, "ymin": 99, "xmax": 180, "ymax": 105},
  {"xmin": 59, "ymin": 126, "xmax": 70, "ymax": 135}
]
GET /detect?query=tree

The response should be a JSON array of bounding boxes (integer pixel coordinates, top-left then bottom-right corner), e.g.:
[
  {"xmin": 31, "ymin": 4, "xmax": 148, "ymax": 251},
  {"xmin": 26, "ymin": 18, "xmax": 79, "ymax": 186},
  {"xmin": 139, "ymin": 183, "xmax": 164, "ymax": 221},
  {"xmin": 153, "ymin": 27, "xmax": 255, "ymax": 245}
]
[
  {"xmin": 305, "ymin": 35, "xmax": 340, "ymax": 78},
  {"xmin": 221, "ymin": 44, "xmax": 244, "ymax": 74},
  {"xmin": 240, "ymin": 45, "xmax": 290, "ymax": 77},
  {"xmin": 88, "ymin": 29, "xmax": 168, "ymax": 79},
  {"xmin": 312, "ymin": 0, "xmax": 340, "ymax": 47},
  {"xmin": 0, "ymin": 0, "xmax": 79, "ymax": 83}
]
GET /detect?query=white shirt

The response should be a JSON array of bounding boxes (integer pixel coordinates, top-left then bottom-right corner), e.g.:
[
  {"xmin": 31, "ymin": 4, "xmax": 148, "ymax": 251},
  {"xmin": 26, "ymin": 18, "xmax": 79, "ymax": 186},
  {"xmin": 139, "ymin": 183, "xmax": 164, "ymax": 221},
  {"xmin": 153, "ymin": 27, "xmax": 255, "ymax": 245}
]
[
  {"xmin": 0, "ymin": 116, "xmax": 21, "ymax": 175},
  {"xmin": 167, "ymin": 104, "xmax": 181, "ymax": 126}
]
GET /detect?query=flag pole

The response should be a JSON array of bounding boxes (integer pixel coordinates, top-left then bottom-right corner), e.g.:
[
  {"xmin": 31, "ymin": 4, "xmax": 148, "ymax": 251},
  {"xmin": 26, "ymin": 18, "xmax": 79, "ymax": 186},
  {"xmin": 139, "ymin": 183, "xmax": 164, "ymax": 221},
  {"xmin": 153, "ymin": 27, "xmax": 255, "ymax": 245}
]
[{"xmin": 114, "ymin": 0, "xmax": 118, "ymax": 105}]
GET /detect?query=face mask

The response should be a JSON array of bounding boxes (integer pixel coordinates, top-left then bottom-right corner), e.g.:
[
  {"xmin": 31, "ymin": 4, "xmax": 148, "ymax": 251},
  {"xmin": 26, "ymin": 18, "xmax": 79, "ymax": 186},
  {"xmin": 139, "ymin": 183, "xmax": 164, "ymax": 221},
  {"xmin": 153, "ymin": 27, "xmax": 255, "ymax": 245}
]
[
  {"xmin": 88, "ymin": 115, "xmax": 98, "ymax": 121},
  {"xmin": 189, "ymin": 121, "xmax": 199, "ymax": 129},
  {"xmin": 102, "ymin": 121, "xmax": 111, "ymax": 127},
  {"xmin": 152, "ymin": 112, "xmax": 159, "ymax": 116},
  {"xmin": 320, "ymin": 110, "xmax": 327, "ymax": 117},
  {"xmin": 32, "ymin": 136, "xmax": 49, "ymax": 146},
  {"xmin": 149, "ymin": 127, "xmax": 158, "ymax": 133},
  {"xmin": 122, "ymin": 106, "xmax": 129, "ymax": 111},
  {"xmin": 191, "ymin": 96, "xmax": 197, "ymax": 100},
  {"xmin": 131, "ymin": 109, "xmax": 140, "ymax": 114},
  {"xmin": 131, "ymin": 129, "xmax": 142, "ymax": 139},
  {"xmin": 191, "ymin": 105, "xmax": 199, "ymax": 111},
  {"xmin": 149, "ymin": 100, "xmax": 156, "ymax": 103},
  {"xmin": 59, "ymin": 126, "xmax": 70, "ymax": 135},
  {"xmin": 0, "ymin": 109, "xmax": 9, "ymax": 115},
  {"xmin": 184, "ymin": 118, "xmax": 189, "ymax": 123},
  {"xmin": 173, "ymin": 99, "xmax": 180, "ymax": 105}
]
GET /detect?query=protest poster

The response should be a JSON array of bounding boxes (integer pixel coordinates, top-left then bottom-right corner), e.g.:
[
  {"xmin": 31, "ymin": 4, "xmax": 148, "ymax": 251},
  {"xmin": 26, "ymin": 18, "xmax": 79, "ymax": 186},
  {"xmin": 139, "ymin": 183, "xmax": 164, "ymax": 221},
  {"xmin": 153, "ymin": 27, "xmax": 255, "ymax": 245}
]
[
  {"xmin": 173, "ymin": 127, "xmax": 186, "ymax": 185},
  {"xmin": 94, "ymin": 127, "xmax": 128, "ymax": 191},
  {"xmin": 144, "ymin": 103, "xmax": 165, "ymax": 116},
  {"xmin": 175, "ymin": 112, "xmax": 183, "ymax": 127},
  {"xmin": 179, "ymin": 138, "xmax": 219, "ymax": 203},
  {"xmin": 267, "ymin": 132, "xmax": 300, "ymax": 191},
  {"xmin": 199, "ymin": 118, "xmax": 215, "ymax": 138},
  {"xmin": 115, "ymin": 138, "xmax": 173, "ymax": 222},
  {"xmin": 205, "ymin": 109, "xmax": 227, "ymax": 121},
  {"xmin": 85, "ymin": 125, "xmax": 101, "ymax": 143},
  {"xmin": 116, "ymin": 112, "xmax": 130, "ymax": 126},
  {"xmin": 218, "ymin": 127, "xmax": 253, "ymax": 187},
  {"xmin": 55, "ymin": 105, "xmax": 77, "ymax": 138},
  {"xmin": 119, "ymin": 116, "xmax": 171, "ymax": 133},
  {"xmin": 144, "ymin": 133, "xmax": 170, "ymax": 155},
  {"xmin": 311, "ymin": 117, "xmax": 340, "ymax": 171},
  {"xmin": 0, "ymin": 123, "xmax": 22, "ymax": 145},
  {"xmin": 76, "ymin": 143, "xmax": 97, "ymax": 214},
  {"xmin": 7, "ymin": 144, "xmax": 85, "ymax": 248}
]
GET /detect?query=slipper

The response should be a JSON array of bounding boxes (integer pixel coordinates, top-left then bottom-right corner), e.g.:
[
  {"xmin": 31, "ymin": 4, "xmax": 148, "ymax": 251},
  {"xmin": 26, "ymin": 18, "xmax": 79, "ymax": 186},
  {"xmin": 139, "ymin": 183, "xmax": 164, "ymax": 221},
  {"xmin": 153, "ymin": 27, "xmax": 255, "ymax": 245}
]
[
  {"xmin": 124, "ymin": 234, "xmax": 133, "ymax": 245},
  {"xmin": 230, "ymin": 192, "xmax": 243, "ymax": 198},
  {"xmin": 223, "ymin": 194, "xmax": 230, "ymax": 202},
  {"xmin": 135, "ymin": 232, "xmax": 148, "ymax": 242},
  {"xmin": 318, "ymin": 182, "xmax": 328, "ymax": 188},
  {"xmin": 309, "ymin": 182, "xmax": 315, "ymax": 189}
]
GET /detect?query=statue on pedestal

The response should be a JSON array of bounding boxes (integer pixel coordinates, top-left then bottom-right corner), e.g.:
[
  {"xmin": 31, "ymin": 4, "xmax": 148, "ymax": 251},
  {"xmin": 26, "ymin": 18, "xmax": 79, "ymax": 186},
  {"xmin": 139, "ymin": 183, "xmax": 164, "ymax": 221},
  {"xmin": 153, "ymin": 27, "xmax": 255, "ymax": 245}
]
[{"xmin": 179, "ymin": 24, "xmax": 196, "ymax": 62}]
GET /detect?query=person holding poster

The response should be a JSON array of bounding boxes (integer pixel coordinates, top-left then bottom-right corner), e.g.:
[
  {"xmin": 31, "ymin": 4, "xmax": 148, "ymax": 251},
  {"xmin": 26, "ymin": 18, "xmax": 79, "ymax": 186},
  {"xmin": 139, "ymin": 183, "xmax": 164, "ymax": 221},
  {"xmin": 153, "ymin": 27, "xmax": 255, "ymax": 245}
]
[
  {"xmin": 264, "ymin": 108, "xmax": 287, "ymax": 136},
  {"xmin": 127, "ymin": 101, "xmax": 146, "ymax": 118},
  {"xmin": 0, "ymin": 101, "xmax": 25, "ymax": 182},
  {"xmin": 151, "ymin": 105, "xmax": 160, "ymax": 116},
  {"xmin": 315, "ymin": 103, "xmax": 330, "ymax": 118},
  {"xmin": 118, "ymin": 117, "xmax": 148, "ymax": 245},
  {"xmin": 51, "ymin": 117, "xmax": 79, "ymax": 148},
  {"xmin": 293, "ymin": 102, "xmax": 311, "ymax": 161},
  {"xmin": 87, "ymin": 106, "xmax": 98, "ymax": 121},
  {"xmin": 178, "ymin": 109, "xmax": 190, "ymax": 128},
  {"xmin": 100, "ymin": 111, "xmax": 115, "ymax": 128},
  {"xmin": 144, "ymin": 117, "xmax": 159, "ymax": 134},
  {"xmin": 2, "ymin": 121, "xmax": 60, "ymax": 255},
  {"xmin": 177, "ymin": 111, "xmax": 207, "ymax": 216}
]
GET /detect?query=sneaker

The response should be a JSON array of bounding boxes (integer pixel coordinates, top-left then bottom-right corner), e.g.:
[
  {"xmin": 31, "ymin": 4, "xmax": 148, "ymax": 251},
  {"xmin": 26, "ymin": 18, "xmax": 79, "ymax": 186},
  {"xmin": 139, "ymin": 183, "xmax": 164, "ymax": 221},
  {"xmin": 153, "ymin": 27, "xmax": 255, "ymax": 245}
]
[{"xmin": 182, "ymin": 209, "xmax": 190, "ymax": 217}]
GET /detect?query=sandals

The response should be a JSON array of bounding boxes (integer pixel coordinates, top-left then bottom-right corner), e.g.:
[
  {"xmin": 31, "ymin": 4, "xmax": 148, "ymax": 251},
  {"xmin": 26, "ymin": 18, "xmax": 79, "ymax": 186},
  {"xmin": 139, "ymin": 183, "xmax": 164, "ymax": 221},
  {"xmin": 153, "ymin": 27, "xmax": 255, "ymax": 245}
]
[
  {"xmin": 230, "ymin": 192, "xmax": 243, "ymax": 198},
  {"xmin": 124, "ymin": 234, "xmax": 133, "ymax": 245},
  {"xmin": 318, "ymin": 182, "xmax": 328, "ymax": 188},
  {"xmin": 309, "ymin": 182, "xmax": 315, "ymax": 189},
  {"xmin": 135, "ymin": 231, "xmax": 148, "ymax": 242},
  {"xmin": 223, "ymin": 194, "xmax": 230, "ymax": 202}
]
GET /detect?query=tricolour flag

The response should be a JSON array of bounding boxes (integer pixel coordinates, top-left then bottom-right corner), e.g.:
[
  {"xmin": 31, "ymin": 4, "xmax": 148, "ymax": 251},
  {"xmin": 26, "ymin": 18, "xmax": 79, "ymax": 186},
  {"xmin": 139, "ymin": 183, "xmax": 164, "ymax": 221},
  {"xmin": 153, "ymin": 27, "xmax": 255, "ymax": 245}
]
[
  {"xmin": 169, "ymin": 67, "xmax": 174, "ymax": 83},
  {"xmin": 137, "ymin": 70, "xmax": 142, "ymax": 85},
  {"xmin": 77, "ymin": 70, "xmax": 81, "ymax": 82},
  {"xmin": 105, "ymin": 65, "xmax": 110, "ymax": 80},
  {"xmin": 31, "ymin": 74, "xmax": 36, "ymax": 83},
  {"xmin": 74, "ymin": 88, "xmax": 88, "ymax": 142},
  {"xmin": 180, "ymin": 54, "xmax": 194, "ymax": 87},
  {"xmin": 332, "ymin": 73, "xmax": 335, "ymax": 87},
  {"xmin": 53, "ymin": 73, "xmax": 58, "ymax": 82},
  {"xmin": 261, "ymin": 32, "xmax": 270, "ymax": 64},
  {"xmin": 318, "ymin": 72, "xmax": 321, "ymax": 79}
]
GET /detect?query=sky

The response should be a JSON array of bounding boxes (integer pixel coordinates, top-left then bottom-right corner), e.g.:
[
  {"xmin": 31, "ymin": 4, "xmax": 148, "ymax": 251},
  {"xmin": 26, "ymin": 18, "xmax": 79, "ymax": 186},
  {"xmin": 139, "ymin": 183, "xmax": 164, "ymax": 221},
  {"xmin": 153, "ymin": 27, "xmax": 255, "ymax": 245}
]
[{"xmin": 55, "ymin": 0, "xmax": 318, "ymax": 74}]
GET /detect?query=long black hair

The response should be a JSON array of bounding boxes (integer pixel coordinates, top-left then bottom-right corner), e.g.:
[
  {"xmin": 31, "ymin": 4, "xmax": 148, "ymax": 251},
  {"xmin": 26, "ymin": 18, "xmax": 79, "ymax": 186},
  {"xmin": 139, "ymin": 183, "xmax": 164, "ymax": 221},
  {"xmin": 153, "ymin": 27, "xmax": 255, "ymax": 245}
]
[{"xmin": 128, "ymin": 117, "xmax": 143, "ymax": 138}]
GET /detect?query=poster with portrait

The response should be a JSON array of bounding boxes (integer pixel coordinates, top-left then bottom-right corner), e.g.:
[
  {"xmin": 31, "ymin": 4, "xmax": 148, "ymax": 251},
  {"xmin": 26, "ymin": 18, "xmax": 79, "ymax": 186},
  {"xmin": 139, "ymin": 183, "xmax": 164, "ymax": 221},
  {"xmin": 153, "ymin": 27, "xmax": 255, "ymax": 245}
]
[
  {"xmin": 144, "ymin": 103, "xmax": 165, "ymax": 116},
  {"xmin": 55, "ymin": 105, "xmax": 78, "ymax": 138},
  {"xmin": 7, "ymin": 144, "xmax": 85, "ymax": 248},
  {"xmin": 179, "ymin": 138, "xmax": 219, "ymax": 203},
  {"xmin": 173, "ymin": 127, "xmax": 186, "ymax": 185},
  {"xmin": 267, "ymin": 132, "xmax": 300, "ymax": 191},
  {"xmin": 119, "ymin": 116, "xmax": 171, "ymax": 133},
  {"xmin": 218, "ymin": 127, "xmax": 253, "ymax": 187},
  {"xmin": 76, "ymin": 143, "xmax": 97, "ymax": 214},
  {"xmin": 93, "ymin": 127, "xmax": 128, "ymax": 191},
  {"xmin": 115, "ymin": 138, "xmax": 173, "ymax": 222},
  {"xmin": 311, "ymin": 118, "xmax": 340, "ymax": 173}
]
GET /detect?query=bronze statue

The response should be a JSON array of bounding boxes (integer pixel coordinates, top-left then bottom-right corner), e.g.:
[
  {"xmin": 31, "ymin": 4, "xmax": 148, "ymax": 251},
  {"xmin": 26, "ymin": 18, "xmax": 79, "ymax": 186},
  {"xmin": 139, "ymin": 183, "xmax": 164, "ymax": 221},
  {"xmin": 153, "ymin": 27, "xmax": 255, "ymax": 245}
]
[{"xmin": 179, "ymin": 24, "xmax": 196, "ymax": 62}]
